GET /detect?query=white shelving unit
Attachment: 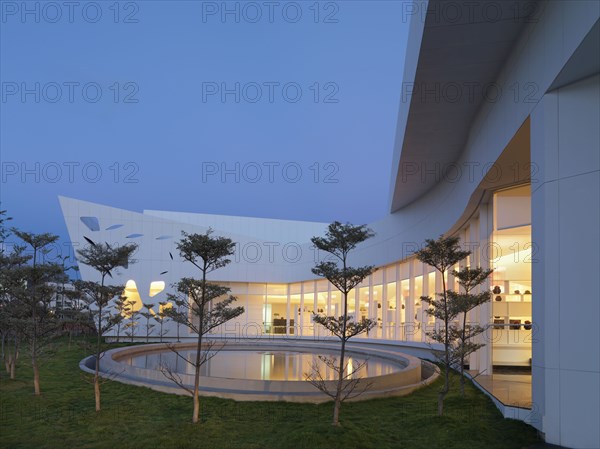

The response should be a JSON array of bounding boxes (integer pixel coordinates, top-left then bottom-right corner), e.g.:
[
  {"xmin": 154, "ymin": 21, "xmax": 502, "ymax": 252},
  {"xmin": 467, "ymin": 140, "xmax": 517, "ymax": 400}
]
[{"xmin": 491, "ymin": 287, "xmax": 533, "ymax": 366}]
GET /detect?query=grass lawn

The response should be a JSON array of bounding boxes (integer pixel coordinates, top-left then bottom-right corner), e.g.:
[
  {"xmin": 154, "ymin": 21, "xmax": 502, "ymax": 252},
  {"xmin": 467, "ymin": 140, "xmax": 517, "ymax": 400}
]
[{"xmin": 0, "ymin": 339, "xmax": 541, "ymax": 449}]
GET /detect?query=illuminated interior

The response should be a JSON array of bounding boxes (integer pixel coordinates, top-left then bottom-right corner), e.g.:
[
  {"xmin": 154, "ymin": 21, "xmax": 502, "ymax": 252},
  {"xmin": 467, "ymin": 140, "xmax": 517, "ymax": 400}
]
[
  {"xmin": 122, "ymin": 280, "xmax": 144, "ymax": 316},
  {"xmin": 148, "ymin": 281, "xmax": 166, "ymax": 298},
  {"xmin": 491, "ymin": 184, "xmax": 532, "ymax": 366},
  {"xmin": 119, "ymin": 185, "xmax": 532, "ymax": 371}
]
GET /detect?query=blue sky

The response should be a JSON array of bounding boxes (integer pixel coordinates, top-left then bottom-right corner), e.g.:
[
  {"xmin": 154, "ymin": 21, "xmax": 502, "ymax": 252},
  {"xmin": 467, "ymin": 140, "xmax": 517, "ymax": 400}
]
[{"xmin": 1, "ymin": 1, "xmax": 408, "ymax": 252}]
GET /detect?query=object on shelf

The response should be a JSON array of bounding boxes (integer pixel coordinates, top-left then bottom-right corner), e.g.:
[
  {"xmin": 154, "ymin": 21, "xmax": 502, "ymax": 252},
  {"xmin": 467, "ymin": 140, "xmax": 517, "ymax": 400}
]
[
  {"xmin": 401, "ymin": 304, "xmax": 405, "ymax": 309},
  {"xmin": 493, "ymin": 286, "xmax": 501, "ymax": 294},
  {"xmin": 495, "ymin": 295, "xmax": 502, "ymax": 302},
  {"xmin": 514, "ymin": 290, "xmax": 521, "ymax": 294},
  {"xmin": 524, "ymin": 320, "xmax": 532, "ymax": 330},
  {"xmin": 524, "ymin": 290, "xmax": 531, "ymax": 294},
  {"xmin": 377, "ymin": 303, "xmax": 382, "ymax": 309},
  {"xmin": 509, "ymin": 319, "xmax": 522, "ymax": 330},
  {"xmin": 493, "ymin": 319, "xmax": 505, "ymax": 330}
]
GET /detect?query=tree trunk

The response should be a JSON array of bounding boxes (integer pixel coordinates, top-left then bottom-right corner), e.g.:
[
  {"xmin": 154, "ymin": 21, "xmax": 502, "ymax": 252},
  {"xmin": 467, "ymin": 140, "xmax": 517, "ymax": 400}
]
[
  {"xmin": 31, "ymin": 247, "xmax": 41, "ymax": 396},
  {"xmin": 438, "ymin": 385, "xmax": 447, "ymax": 416},
  {"xmin": 460, "ymin": 311, "xmax": 467, "ymax": 397},
  {"xmin": 437, "ymin": 362, "xmax": 451, "ymax": 415},
  {"xmin": 332, "ymin": 335, "xmax": 346, "ymax": 426},
  {"xmin": 10, "ymin": 338, "xmax": 18, "ymax": 379},
  {"xmin": 192, "ymin": 327, "xmax": 202, "ymax": 424},
  {"xmin": 192, "ymin": 389, "xmax": 200, "ymax": 423},
  {"xmin": 331, "ymin": 280, "xmax": 350, "ymax": 427},
  {"xmin": 94, "ymin": 376, "xmax": 101, "ymax": 412},
  {"xmin": 440, "ymin": 273, "xmax": 449, "ymax": 415},
  {"xmin": 95, "ymin": 295, "xmax": 103, "ymax": 412},
  {"xmin": 32, "ymin": 357, "xmax": 40, "ymax": 395},
  {"xmin": 192, "ymin": 315, "xmax": 203, "ymax": 424},
  {"xmin": 332, "ymin": 397, "xmax": 341, "ymax": 426},
  {"xmin": 10, "ymin": 356, "xmax": 16, "ymax": 379},
  {"xmin": 94, "ymin": 347, "xmax": 102, "ymax": 412},
  {"xmin": 192, "ymin": 269, "xmax": 208, "ymax": 424}
]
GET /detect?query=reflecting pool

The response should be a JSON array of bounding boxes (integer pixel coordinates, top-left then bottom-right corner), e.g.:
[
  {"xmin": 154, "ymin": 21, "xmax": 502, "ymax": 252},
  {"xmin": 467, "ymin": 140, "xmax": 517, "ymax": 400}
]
[{"xmin": 122, "ymin": 349, "xmax": 401, "ymax": 381}]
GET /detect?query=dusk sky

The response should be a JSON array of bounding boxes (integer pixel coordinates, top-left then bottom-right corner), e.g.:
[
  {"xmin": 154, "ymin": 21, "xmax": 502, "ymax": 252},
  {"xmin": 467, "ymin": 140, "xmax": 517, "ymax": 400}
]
[{"xmin": 1, "ymin": 1, "xmax": 409, "ymax": 254}]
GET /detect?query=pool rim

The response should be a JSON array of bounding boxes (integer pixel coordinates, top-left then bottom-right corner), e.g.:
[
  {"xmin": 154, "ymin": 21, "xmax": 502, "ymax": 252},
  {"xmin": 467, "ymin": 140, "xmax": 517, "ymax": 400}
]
[{"xmin": 80, "ymin": 340, "xmax": 439, "ymax": 403}]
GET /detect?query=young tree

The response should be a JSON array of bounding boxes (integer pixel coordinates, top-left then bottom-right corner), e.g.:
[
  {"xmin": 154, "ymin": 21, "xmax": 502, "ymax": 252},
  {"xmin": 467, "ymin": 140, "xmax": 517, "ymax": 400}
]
[
  {"xmin": 75, "ymin": 241, "xmax": 137, "ymax": 412},
  {"xmin": 0, "ymin": 298, "xmax": 22, "ymax": 379},
  {"xmin": 0, "ymin": 247, "xmax": 29, "ymax": 380},
  {"xmin": 0, "ymin": 210, "xmax": 24, "ymax": 380},
  {"xmin": 416, "ymin": 235, "xmax": 470, "ymax": 416},
  {"xmin": 66, "ymin": 298, "xmax": 94, "ymax": 348},
  {"xmin": 448, "ymin": 267, "xmax": 492, "ymax": 396},
  {"xmin": 161, "ymin": 230, "xmax": 244, "ymax": 424},
  {"xmin": 306, "ymin": 222, "xmax": 377, "ymax": 426},
  {"xmin": 154, "ymin": 301, "xmax": 171, "ymax": 342},
  {"xmin": 112, "ymin": 296, "xmax": 128, "ymax": 343},
  {"xmin": 165, "ymin": 295, "xmax": 187, "ymax": 342},
  {"xmin": 123, "ymin": 299, "xmax": 140, "ymax": 343},
  {"xmin": 141, "ymin": 303, "xmax": 156, "ymax": 343},
  {"xmin": 12, "ymin": 230, "xmax": 65, "ymax": 395}
]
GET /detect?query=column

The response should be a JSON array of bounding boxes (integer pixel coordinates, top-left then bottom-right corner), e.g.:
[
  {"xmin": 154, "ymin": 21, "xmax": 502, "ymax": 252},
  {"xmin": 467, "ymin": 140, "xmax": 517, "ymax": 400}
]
[
  {"xmin": 395, "ymin": 263, "xmax": 401, "ymax": 340},
  {"xmin": 382, "ymin": 269, "xmax": 388, "ymax": 339},
  {"xmin": 477, "ymin": 203, "xmax": 493, "ymax": 374},
  {"xmin": 299, "ymin": 282, "xmax": 304, "ymax": 337},
  {"xmin": 407, "ymin": 260, "xmax": 415, "ymax": 342}
]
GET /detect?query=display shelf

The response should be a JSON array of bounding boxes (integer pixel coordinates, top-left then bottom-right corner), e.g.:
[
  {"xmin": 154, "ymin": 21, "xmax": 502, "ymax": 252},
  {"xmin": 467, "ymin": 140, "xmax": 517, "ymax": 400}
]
[
  {"xmin": 493, "ymin": 301, "xmax": 531, "ymax": 316},
  {"xmin": 492, "ymin": 293, "xmax": 532, "ymax": 303}
]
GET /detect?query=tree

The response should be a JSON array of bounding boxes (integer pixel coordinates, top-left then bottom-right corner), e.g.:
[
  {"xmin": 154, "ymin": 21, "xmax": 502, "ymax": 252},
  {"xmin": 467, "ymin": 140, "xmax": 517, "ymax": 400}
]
[
  {"xmin": 416, "ymin": 235, "xmax": 470, "ymax": 416},
  {"xmin": 165, "ymin": 295, "xmax": 187, "ymax": 342},
  {"xmin": 53, "ymin": 259, "xmax": 88, "ymax": 348},
  {"xmin": 141, "ymin": 303, "xmax": 155, "ymax": 343},
  {"xmin": 0, "ymin": 209, "xmax": 23, "ymax": 380},
  {"xmin": 112, "ymin": 296, "xmax": 128, "ymax": 343},
  {"xmin": 0, "ymin": 244, "xmax": 29, "ymax": 380},
  {"xmin": 154, "ymin": 301, "xmax": 171, "ymax": 342},
  {"xmin": 161, "ymin": 230, "xmax": 244, "ymax": 424},
  {"xmin": 306, "ymin": 222, "xmax": 377, "ymax": 426},
  {"xmin": 123, "ymin": 299, "xmax": 140, "ymax": 342},
  {"xmin": 12, "ymin": 230, "xmax": 65, "ymax": 395},
  {"xmin": 448, "ymin": 267, "xmax": 492, "ymax": 396},
  {"xmin": 75, "ymin": 241, "xmax": 137, "ymax": 412}
]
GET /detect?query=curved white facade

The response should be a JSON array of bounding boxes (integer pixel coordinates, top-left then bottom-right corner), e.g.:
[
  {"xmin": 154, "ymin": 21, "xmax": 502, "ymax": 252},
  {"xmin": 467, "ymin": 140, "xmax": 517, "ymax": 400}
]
[{"xmin": 61, "ymin": 2, "xmax": 600, "ymax": 447}]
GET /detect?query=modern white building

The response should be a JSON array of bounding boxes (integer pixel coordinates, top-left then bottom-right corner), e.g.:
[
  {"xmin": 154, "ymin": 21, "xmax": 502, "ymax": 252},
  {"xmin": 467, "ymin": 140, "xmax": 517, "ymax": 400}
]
[{"xmin": 61, "ymin": 1, "xmax": 600, "ymax": 447}]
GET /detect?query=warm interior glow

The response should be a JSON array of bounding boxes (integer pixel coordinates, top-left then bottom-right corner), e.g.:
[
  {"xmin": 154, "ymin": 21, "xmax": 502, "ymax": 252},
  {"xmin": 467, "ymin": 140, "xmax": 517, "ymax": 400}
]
[
  {"xmin": 122, "ymin": 280, "xmax": 143, "ymax": 316},
  {"xmin": 149, "ymin": 281, "xmax": 166, "ymax": 297},
  {"xmin": 150, "ymin": 301, "xmax": 173, "ymax": 317}
]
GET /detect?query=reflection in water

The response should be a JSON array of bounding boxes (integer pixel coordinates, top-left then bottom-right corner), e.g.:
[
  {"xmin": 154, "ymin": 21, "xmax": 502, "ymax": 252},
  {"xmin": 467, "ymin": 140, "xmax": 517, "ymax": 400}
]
[{"xmin": 122, "ymin": 350, "xmax": 400, "ymax": 381}]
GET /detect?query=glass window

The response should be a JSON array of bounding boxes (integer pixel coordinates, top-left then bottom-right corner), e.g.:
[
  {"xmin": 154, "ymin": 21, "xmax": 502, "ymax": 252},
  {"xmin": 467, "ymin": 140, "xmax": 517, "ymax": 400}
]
[{"xmin": 491, "ymin": 184, "xmax": 532, "ymax": 367}]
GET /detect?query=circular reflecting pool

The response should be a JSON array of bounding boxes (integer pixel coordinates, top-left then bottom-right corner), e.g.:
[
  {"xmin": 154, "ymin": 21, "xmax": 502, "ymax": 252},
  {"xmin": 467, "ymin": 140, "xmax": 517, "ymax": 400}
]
[{"xmin": 121, "ymin": 349, "xmax": 401, "ymax": 381}]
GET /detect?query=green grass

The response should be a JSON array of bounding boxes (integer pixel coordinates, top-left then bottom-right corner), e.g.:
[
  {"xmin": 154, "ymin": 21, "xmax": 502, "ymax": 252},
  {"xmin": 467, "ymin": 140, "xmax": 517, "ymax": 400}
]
[{"xmin": 0, "ymin": 339, "xmax": 541, "ymax": 449}]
